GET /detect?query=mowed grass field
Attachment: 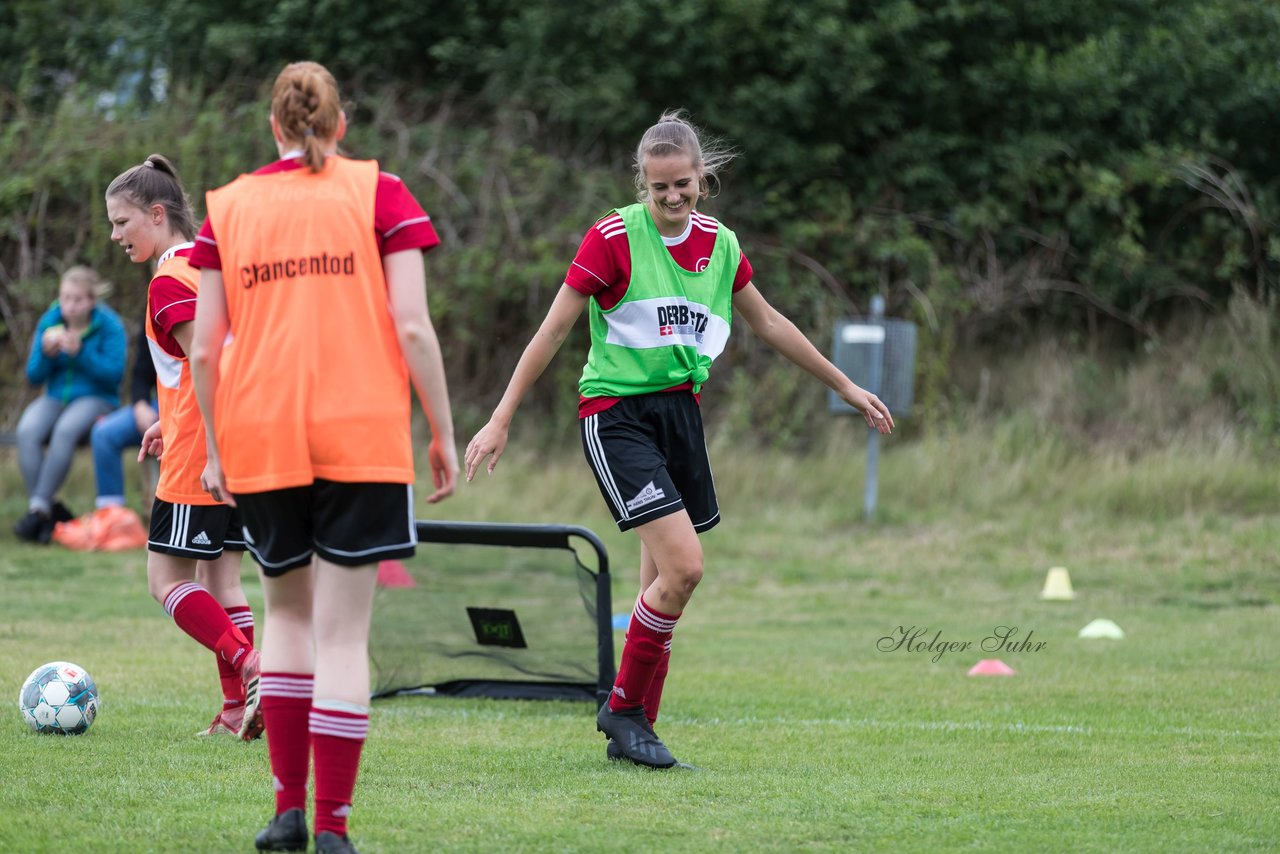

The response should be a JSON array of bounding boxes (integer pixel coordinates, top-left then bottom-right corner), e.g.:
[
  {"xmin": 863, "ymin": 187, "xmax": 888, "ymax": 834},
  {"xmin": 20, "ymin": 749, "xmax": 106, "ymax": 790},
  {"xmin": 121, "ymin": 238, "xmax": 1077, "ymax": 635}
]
[{"xmin": 0, "ymin": 425, "xmax": 1277, "ymax": 853}]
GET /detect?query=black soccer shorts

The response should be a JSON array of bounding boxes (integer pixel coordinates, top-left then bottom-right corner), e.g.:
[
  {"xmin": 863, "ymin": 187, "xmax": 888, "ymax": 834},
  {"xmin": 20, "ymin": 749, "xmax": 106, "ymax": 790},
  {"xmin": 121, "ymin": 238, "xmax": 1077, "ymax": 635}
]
[
  {"xmin": 233, "ymin": 480, "xmax": 416, "ymax": 576},
  {"xmin": 148, "ymin": 499, "xmax": 247, "ymax": 560},
  {"xmin": 579, "ymin": 390, "xmax": 720, "ymax": 533}
]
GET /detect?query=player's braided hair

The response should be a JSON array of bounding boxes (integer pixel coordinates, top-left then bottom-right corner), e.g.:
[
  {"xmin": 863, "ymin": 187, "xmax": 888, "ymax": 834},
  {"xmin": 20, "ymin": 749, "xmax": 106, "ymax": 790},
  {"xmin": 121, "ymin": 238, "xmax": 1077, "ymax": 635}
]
[
  {"xmin": 633, "ymin": 109, "xmax": 736, "ymax": 203},
  {"xmin": 105, "ymin": 154, "xmax": 196, "ymax": 241},
  {"xmin": 271, "ymin": 61, "xmax": 342, "ymax": 173}
]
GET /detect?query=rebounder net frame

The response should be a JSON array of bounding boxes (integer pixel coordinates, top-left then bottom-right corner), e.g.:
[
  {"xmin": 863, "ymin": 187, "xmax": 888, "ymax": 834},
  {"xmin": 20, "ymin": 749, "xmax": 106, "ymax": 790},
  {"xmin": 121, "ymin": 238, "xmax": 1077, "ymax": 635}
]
[{"xmin": 369, "ymin": 520, "xmax": 615, "ymax": 704}]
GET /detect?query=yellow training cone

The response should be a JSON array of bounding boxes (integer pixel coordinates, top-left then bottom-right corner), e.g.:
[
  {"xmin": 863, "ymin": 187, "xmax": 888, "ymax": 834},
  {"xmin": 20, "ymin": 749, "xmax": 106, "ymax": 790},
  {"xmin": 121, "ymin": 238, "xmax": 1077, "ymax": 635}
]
[{"xmin": 1040, "ymin": 566, "xmax": 1076, "ymax": 600}]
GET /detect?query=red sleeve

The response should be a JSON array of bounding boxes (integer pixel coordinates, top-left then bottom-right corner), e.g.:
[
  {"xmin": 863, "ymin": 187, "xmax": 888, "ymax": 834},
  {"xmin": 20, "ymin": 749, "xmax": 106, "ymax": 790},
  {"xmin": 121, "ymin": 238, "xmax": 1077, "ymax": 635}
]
[
  {"xmin": 189, "ymin": 219, "xmax": 221, "ymax": 270},
  {"xmin": 565, "ymin": 226, "xmax": 612, "ymax": 296},
  {"xmin": 192, "ymin": 172, "xmax": 440, "ymax": 266},
  {"xmin": 149, "ymin": 277, "xmax": 197, "ymax": 358},
  {"xmin": 565, "ymin": 223, "xmax": 634, "ymax": 311},
  {"xmin": 376, "ymin": 172, "xmax": 440, "ymax": 255},
  {"xmin": 732, "ymin": 250, "xmax": 753, "ymax": 292}
]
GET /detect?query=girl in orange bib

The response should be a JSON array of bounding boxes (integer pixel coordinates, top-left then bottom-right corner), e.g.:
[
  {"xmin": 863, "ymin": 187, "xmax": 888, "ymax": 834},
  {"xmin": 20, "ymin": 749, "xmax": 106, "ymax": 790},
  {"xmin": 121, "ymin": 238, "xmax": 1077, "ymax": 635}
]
[
  {"xmin": 189, "ymin": 62, "xmax": 457, "ymax": 854},
  {"xmin": 106, "ymin": 155, "xmax": 262, "ymax": 741}
]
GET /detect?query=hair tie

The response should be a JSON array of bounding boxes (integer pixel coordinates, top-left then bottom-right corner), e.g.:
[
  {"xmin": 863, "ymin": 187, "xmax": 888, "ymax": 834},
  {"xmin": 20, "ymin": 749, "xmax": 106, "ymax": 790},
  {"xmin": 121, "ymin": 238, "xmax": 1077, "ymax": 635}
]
[
  {"xmin": 303, "ymin": 128, "xmax": 315, "ymax": 137},
  {"xmin": 143, "ymin": 160, "xmax": 155, "ymax": 168}
]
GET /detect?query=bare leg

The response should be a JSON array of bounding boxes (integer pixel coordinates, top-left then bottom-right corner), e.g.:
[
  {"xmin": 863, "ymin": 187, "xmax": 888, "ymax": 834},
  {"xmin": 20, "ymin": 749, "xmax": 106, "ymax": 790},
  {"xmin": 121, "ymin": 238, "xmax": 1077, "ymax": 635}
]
[
  {"xmin": 310, "ymin": 557, "xmax": 377, "ymax": 841},
  {"xmin": 633, "ymin": 511, "xmax": 703, "ymax": 614},
  {"xmin": 196, "ymin": 552, "xmax": 249, "ymax": 610},
  {"xmin": 312, "ymin": 558, "xmax": 377, "ymax": 704},
  {"xmin": 147, "ymin": 550, "xmax": 196, "ymax": 605},
  {"xmin": 260, "ymin": 560, "xmax": 316, "ymax": 675}
]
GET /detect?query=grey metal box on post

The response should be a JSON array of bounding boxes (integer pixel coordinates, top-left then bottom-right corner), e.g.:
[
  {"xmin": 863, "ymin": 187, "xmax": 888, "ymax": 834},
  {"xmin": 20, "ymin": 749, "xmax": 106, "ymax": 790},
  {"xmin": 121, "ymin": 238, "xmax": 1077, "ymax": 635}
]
[{"xmin": 828, "ymin": 296, "xmax": 917, "ymax": 519}]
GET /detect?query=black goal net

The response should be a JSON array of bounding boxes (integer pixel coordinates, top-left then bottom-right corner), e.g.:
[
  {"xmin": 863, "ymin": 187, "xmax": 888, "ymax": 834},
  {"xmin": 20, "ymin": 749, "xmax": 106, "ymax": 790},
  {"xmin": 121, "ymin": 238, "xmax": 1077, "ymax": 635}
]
[{"xmin": 369, "ymin": 520, "xmax": 615, "ymax": 704}]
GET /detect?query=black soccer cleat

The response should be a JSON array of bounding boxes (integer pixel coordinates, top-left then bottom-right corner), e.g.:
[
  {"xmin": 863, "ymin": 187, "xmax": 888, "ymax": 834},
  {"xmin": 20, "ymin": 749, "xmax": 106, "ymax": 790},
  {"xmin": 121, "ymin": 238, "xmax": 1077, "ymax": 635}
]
[
  {"xmin": 606, "ymin": 734, "xmax": 699, "ymax": 770},
  {"xmin": 596, "ymin": 703, "xmax": 677, "ymax": 769},
  {"xmin": 255, "ymin": 808, "xmax": 307, "ymax": 852},
  {"xmin": 13, "ymin": 510, "xmax": 47, "ymax": 543},
  {"xmin": 315, "ymin": 831, "xmax": 361, "ymax": 854},
  {"xmin": 51, "ymin": 500, "xmax": 74, "ymax": 523}
]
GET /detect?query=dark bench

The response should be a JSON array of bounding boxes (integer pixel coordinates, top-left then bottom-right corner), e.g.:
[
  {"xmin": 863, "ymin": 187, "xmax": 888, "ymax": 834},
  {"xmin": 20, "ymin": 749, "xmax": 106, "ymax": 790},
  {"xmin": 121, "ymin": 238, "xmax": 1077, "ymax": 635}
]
[{"xmin": 0, "ymin": 429, "xmax": 158, "ymax": 509}]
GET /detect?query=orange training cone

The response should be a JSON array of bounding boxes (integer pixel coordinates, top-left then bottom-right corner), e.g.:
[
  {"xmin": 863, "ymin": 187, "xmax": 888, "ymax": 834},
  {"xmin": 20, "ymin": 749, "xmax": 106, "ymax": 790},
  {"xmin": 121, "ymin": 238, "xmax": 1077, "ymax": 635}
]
[
  {"xmin": 376, "ymin": 559, "xmax": 415, "ymax": 588},
  {"xmin": 967, "ymin": 659, "xmax": 1016, "ymax": 676}
]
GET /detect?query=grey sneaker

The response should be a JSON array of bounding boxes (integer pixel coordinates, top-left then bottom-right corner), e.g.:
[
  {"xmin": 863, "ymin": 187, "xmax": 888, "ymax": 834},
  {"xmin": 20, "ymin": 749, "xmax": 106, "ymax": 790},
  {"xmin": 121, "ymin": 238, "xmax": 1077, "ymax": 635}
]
[
  {"xmin": 255, "ymin": 808, "xmax": 307, "ymax": 852},
  {"xmin": 596, "ymin": 703, "xmax": 677, "ymax": 768}
]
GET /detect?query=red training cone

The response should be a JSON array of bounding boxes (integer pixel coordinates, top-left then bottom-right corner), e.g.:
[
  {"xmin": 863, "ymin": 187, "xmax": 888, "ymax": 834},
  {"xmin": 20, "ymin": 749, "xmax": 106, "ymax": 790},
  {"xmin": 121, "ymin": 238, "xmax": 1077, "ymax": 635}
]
[
  {"xmin": 376, "ymin": 559, "xmax": 415, "ymax": 588},
  {"xmin": 967, "ymin": 659, "xmax": 1016, "ymax": 676}
]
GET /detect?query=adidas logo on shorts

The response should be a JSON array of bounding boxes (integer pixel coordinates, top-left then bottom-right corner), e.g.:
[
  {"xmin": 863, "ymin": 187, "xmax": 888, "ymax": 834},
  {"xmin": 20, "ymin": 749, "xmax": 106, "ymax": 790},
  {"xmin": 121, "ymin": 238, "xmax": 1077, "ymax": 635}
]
[
  {"xmin": 625, "ymin": 481, "xmax": 666, "ymax": 512},
  {"xmin": 191, "ymin": 530, "xmax": 213, "ymax": 546}
]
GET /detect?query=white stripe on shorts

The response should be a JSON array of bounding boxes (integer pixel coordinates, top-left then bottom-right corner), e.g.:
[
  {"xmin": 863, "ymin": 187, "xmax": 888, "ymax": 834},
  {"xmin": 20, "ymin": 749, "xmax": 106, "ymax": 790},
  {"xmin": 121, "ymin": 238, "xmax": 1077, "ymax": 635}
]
[
  {"xmin": 245, "ymin": 540, "xmax": 314, "ymax": 570},
  {"xmin": 583, "ymin": 414, "xmax": 629, "ymax": 521},
  {"xmin": 168, "ymin": 503, "xmax": 188, "ymax": 548}
]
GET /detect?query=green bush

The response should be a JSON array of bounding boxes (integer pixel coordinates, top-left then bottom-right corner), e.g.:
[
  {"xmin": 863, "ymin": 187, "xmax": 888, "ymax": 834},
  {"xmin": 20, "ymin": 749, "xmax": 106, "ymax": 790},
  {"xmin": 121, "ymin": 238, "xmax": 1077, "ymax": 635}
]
[{"xmin": 2, "ymin": 1, "xmax": 1279, "ymax": 439}]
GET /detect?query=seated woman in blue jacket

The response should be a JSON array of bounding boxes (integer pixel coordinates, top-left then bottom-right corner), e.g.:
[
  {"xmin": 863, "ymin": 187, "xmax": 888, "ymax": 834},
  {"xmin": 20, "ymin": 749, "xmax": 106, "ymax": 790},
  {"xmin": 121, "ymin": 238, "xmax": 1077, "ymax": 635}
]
[{"xmin": 14, "ymin": 266, "xmax": 126, "ymax": 543}]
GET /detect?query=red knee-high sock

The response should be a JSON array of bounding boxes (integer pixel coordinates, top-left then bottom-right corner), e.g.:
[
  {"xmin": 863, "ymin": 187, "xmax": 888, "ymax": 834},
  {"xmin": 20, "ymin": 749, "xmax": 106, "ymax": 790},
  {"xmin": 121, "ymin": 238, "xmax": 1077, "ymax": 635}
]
[
  {"xmin": 261, "ymin": 673, "xmax": 313, "ymax": 815},
  {"xmin": 312, "ymin": 701, "xmax": 369, "ymax": 837},
  {"xmin": 644, "ymin": 639, "xmax": 672, "ymax": 725},
  {"xmin": 163, "ymin": 582, "xmax": 251, "ymax": 669},
  {"xmin": 609, "ymin": 597, "xmax": 679, "ymax": 713},
  {"xmin": 216, "ymin": 606, "xmax": 255, "ymax": 709}
]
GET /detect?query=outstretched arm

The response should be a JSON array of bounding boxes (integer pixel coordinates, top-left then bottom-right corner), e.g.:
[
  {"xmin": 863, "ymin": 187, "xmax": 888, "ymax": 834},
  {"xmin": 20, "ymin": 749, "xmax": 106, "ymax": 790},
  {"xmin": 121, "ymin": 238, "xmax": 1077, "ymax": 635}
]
[
  {"xmin": 733, "ymin": 283, "xmax": 894, "ymax": 433},
  {"xmin": 385, "ymin": 249, "xmax": 457, "ymax": 504},
  {"xmin": 465, "ymin": 284, "xmax": 590, "ymax": 480}
]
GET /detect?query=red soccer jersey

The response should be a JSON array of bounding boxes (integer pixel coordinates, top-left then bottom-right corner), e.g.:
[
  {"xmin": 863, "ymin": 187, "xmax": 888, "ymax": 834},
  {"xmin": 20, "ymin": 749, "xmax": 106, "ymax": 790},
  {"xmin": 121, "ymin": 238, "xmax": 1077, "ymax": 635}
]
[
  {"xmin": 564, "ymin": 210, "xmax": 753, "ymax": 306},
  {"xmin": 564, "ymin": 209, "xmax": 754, "ymax": 416},
  {"xmin": 190, "ymin": 156, "xmax": 439, "ymax": 269},
  {"xmin": 149, "ymin": 249, "xmax": 198, "ymax": 359}
]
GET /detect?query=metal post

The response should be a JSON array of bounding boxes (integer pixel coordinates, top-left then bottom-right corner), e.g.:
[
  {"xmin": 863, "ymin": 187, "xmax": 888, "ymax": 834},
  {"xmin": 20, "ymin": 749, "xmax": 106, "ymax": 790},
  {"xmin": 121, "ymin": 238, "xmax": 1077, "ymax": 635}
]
[{"xmin": 863, "ymin": 296, "xmax": 885, "ymax": 520}]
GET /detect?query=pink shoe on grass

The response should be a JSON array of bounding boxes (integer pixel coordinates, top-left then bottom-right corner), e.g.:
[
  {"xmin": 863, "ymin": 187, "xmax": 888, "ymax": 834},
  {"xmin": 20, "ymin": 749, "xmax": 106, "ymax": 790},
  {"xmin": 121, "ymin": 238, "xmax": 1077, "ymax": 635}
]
[
  {"xmin": 196, "ymin": 706, "xmax": 243, "ymax": 737},
  {"xmin": 237, "ymin": 648, "xmax": 264, "ymax": 741}
]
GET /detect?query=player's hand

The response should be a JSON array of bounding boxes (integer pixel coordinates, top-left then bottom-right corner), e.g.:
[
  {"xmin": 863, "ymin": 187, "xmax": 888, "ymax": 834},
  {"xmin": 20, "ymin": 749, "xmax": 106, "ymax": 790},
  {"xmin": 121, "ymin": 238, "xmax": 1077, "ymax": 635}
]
[
  {"xmin": 842, "ymin": 387, "xmax": 895, "ymax": 434},
  {"xmin": 133, "ymin": 400, "xmax": 158, "ymax": 434},
  {"xmin": 424, "ymin": 435, "xmax": 458, "ymax": 504},
  {"xmin": 41, "ymin": 328, "xmax": 64, "ymax": 356},
  {"xmin": 464, "ymin": 419, "xmax": 510, "ymax": 482},
  {"xmin": 137, "ymin": 420, "xmax": 164, "ymax": 461},
  {"xmin": 200, "ymin": 455, "xmax": 236, "ymax": 507},
  {"xmin": 60, "ymin": 329, "xmax": 82, "ymax": 356}
]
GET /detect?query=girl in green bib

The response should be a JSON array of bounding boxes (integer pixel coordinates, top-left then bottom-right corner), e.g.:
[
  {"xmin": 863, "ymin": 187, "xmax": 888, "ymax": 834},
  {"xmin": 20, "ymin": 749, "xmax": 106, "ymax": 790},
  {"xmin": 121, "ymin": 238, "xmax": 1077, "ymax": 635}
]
[{"xmin": 466, "ymin": 111, "xmax": 893, "ymax": 768}]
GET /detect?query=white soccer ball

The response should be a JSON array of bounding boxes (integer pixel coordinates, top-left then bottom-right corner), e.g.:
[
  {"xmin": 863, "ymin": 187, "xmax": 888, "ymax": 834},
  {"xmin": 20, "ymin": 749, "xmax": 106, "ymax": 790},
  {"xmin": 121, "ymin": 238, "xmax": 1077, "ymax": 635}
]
[{"xmin": 18, "ymin": 661, "xmax": 99, "ymax": 735}]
